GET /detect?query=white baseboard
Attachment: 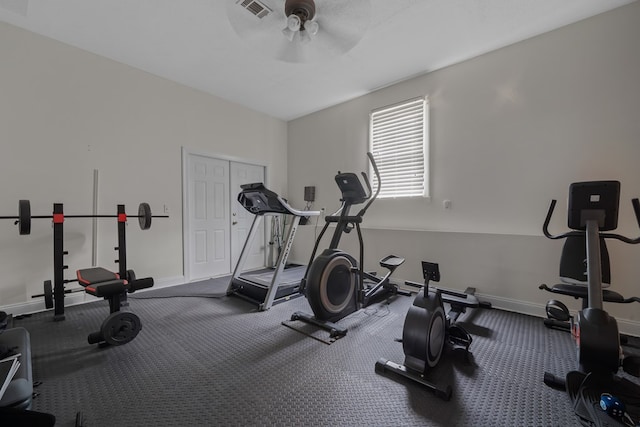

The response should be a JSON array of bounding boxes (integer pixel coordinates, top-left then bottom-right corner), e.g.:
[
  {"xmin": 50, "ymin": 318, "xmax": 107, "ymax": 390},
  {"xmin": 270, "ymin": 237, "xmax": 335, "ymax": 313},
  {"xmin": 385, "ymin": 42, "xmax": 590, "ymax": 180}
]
[
  {"xmin": 0, "ymin": 275, "xmax": 186, "ymax": 317},
  {"xmin": 394, "ymin": 283, "xmax": 640, "ymax": 338},
  {"xmin": 476, "ymin": 292, "xmax": 640, "ymax": 338},
  {"xmin": 1, "ymin": 293, "xmax": 89, "ymax": 318},
  {"xmin": 137, "ymin": 275, "xmax": 185, "ymax": 291},
  {"xmin": 4, "ymin": 276, "xmax": 639, "ymax": 338}
]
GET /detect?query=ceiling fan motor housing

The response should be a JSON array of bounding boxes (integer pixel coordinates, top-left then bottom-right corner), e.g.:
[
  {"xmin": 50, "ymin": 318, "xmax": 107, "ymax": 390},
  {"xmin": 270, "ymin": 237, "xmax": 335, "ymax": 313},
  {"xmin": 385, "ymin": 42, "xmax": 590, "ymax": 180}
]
[{"xmin": 285, "ymin": 0, "xmax": 316, "ymax": 23}]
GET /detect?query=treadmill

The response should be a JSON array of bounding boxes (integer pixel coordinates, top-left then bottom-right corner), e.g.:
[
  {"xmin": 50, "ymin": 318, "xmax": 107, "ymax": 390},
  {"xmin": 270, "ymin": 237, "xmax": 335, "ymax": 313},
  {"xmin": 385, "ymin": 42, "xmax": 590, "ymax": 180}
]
[{"xmin": 227, "ymin": 183, "xmax": 320, "ymax": 310}]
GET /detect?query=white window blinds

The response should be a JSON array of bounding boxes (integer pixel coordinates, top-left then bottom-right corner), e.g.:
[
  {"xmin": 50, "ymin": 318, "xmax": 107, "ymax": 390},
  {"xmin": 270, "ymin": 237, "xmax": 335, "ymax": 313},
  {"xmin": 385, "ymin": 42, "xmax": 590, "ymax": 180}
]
[{"xmin": 369, "ymin": 97, "xmax": 428, "ymax": 198}]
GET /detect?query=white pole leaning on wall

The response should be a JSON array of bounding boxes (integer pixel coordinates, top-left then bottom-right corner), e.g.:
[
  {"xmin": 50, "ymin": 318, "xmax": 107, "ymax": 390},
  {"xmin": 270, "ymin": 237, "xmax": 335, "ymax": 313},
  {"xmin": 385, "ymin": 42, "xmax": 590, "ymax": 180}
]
[{"xmin": 92, "ymin": 169, "xmax": 98, "ymax": 267}]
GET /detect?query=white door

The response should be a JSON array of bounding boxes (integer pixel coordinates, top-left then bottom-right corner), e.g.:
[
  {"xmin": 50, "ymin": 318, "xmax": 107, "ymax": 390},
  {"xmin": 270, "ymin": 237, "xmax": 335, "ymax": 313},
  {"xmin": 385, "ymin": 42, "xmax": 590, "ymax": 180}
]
[
  {"xmin": 185, "ymin": 152, "xmax": 265, "ymax": 281},
  {"xmin": 230, "ymin": 162, "xmax": 265, "ymax": 270},
  {"xmin": 187, "ymin": 155, "xmax": 231, "ymax": 280}
]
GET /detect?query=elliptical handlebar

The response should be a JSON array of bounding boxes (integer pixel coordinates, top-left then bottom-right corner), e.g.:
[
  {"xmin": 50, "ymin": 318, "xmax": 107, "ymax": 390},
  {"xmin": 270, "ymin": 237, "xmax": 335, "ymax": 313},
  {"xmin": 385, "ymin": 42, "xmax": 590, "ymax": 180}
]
[
  {"xmin": 356, "ymin": 152, "xmax": 381, "ymax": 217},
  {"xmin": 542, "ymin": 198, "xmax": 640, "ymax": 244}
]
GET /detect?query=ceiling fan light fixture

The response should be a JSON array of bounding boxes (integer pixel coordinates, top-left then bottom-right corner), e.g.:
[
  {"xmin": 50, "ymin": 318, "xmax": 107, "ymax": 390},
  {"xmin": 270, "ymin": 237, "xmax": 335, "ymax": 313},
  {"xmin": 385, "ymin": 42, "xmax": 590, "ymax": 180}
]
[
  {"xmin": 299, "ymin": 29, "xmax": 311, "ymax": 44},
  {"xmin": 283, "ymin": 0, "xmax": 318, "ymax": 42},
  {"xmin": 282, "ymin": 27, "xmax": 296, "ymax": 41},
  {"xmin": 305, "ymin": 20, "xmax": 319, "ymax": 36},
  {"xmin": 286, "ymin": 14, "xmax": 301, "ymax": 31}
]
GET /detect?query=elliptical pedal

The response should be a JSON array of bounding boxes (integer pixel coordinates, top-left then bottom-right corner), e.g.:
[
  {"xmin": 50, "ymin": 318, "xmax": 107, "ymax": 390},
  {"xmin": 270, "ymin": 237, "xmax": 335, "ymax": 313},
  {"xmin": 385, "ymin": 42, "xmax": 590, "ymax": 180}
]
[{"xmin": 380, "ymin": 255, "xmax": 405, "ymax": 270}]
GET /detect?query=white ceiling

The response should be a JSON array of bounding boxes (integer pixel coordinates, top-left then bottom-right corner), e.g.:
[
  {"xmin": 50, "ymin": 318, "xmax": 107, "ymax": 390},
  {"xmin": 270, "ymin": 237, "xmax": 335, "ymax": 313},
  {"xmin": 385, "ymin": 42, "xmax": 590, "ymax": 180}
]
[{"xmin": 1, "ymin": 0, "xmax": 635, "ymax": 121}]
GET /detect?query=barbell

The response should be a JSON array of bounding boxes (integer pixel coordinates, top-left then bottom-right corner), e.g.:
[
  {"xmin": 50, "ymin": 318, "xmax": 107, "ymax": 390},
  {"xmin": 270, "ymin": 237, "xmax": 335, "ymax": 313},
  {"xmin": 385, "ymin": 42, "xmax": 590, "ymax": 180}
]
[{"xmin": 0, "ymin": 200, "xmax": 168, "ymax": 235}]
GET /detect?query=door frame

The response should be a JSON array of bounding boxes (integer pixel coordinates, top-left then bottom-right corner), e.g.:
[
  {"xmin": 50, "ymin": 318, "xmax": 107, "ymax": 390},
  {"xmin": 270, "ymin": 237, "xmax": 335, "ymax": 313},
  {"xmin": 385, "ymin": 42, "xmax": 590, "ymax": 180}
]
[{"xmin": 181, "ymin": 146, "xmax": 268, "ymax": 282}]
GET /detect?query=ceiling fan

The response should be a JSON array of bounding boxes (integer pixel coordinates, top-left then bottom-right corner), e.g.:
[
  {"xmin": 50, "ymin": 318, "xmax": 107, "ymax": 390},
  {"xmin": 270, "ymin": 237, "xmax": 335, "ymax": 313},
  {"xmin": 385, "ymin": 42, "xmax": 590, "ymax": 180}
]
[{"xmin": 226, "ymin": 0, "xmax": 371, "ymax": 63}]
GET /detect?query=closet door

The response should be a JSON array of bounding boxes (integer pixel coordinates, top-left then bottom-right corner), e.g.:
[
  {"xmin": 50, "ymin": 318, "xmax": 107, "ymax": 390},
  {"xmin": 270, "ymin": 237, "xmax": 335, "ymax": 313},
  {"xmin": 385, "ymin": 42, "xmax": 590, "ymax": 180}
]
[
  {"xmin": 185, "ymin": 151, "xmax": 266, "ymax": 281},
  {"xmin": 186, "ymin": 154, "xmax": 231, "ymax": 280}
]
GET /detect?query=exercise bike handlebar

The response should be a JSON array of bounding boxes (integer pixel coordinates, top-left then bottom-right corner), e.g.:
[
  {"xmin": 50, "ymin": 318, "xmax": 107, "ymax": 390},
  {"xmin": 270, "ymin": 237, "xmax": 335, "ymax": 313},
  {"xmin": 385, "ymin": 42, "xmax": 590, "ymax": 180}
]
[
  {"xmin": 542, "ymin": 198, "xmax": 640, "ymax": 244},
  {"xmin": 356, "ymin": 152, "xmax": 381, "ymax": 217}
]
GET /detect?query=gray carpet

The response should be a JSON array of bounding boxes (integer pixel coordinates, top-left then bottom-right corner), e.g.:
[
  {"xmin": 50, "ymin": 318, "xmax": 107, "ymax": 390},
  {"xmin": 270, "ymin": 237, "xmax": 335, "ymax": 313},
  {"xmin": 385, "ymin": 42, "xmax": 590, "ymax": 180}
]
[{"xmin": 10, "ymin": 280, "xmax": 640, "ymax": 427}]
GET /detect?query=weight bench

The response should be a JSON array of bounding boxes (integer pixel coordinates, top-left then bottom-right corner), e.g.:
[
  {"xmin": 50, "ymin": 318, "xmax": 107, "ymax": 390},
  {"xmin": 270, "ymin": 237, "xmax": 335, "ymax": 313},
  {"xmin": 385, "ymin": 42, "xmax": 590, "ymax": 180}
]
[{"xmin": 76, "ymin": 267, "xmax": 154, "ymax": 346}]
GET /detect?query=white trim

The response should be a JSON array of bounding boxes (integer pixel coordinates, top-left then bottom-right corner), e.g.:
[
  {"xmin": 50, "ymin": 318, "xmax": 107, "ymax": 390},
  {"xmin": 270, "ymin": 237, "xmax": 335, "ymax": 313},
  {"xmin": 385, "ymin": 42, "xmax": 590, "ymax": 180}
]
[
  {"xmin": 0, "ymin": 275, "xmax": 185, "ymax": 317},
  {"xmin": 1, "ymin": 293, "xmax": 88, "ymax": 317},
  {"xmin": 369, "ymin": 96, "xmax": 429, "ymax": 199},
  {"xmin": 181, "ymin": 147, "xmax": 268, "ymax": 283},
  {"xmin": 475, "ymin": 292, "xmax": 640, "ymax": 338},
  {"xmin": 393, "ymin": 284, "xmax": 640, "ymax": 338},
  {"xmin": 181, "ymin": 147, "xmax": 190, "ymax": 282},
  {"xmin": 5, "ymin": 276, "xmax": 638, "ymax": 338},
  {"xmin": 181, "ymin": 147, "xmax": 267, "ymax": 169}
]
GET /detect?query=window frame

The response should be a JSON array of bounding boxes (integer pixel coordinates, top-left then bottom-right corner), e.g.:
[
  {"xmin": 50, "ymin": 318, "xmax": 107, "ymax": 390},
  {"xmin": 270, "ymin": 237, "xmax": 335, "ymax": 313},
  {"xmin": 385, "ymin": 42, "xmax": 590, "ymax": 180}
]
[{"xmin": 369, "ymin": 96, "xmax": 429, "ymax": 199}]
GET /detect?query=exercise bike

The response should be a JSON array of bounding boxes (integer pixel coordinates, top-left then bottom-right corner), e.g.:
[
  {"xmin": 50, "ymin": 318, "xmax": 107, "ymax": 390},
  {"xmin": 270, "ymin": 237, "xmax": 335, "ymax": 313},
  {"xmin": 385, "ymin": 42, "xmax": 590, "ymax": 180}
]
[
  {"xmin": 288, "ymin": 152, "xmax": 408, "ymax": 341},
  {"xmin": 540, "ymin": 181, "xmax": 640, "ymax": 426},
  {"xmin": 375, "ymin": 261, "xmax": 491, "ymax": 400}
]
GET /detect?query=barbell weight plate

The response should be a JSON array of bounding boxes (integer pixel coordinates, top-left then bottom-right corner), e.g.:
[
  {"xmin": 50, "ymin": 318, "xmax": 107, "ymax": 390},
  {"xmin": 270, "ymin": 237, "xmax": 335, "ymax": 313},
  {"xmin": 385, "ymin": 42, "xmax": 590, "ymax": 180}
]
[
  {"xmin": 43, "ymin": 280, "xmax": 54, "ymax": 309},
  {"xmin": 138, "ymin": 202, "xmax": 152, "ymax": 230},
  {"xmin": 18, "ymin": 200, "xmax": 31, "ymax": 235},
  {"xmin": 101, "ymin": 311, "xmax": 141, "ymax": 346},
  {"xmin": 126, "ymin": 269, "xmax": 136, "ymax": 283}
]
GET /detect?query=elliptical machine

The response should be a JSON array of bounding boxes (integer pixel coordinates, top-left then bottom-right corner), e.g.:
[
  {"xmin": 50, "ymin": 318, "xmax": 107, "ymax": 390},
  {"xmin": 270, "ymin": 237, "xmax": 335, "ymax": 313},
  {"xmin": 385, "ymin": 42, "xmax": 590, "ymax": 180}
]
[
  {"xmin": 288, "ymin": 152, "xmax": 408, "ymax": 341},
  {"xmin": 375, "ymin": 261, "xmax": 491, "ymax": 400},
  {"xmin": 541, "ymin": 181, "xmax": 640, "ymax": 426}
]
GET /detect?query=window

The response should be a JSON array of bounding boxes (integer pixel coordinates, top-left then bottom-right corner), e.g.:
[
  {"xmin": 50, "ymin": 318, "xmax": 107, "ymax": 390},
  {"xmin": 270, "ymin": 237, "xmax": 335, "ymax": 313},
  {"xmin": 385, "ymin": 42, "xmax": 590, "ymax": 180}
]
[{"xmin": 369, "ymin": 96, "xmax": 428, "ymax": 198}]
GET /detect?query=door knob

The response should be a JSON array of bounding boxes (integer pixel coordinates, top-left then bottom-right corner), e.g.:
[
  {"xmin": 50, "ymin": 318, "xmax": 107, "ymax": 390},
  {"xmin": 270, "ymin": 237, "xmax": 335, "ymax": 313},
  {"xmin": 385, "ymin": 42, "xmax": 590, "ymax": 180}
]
[{"xmin": 232, "ymin": 221, "xmax": 238, "ymax": 225}]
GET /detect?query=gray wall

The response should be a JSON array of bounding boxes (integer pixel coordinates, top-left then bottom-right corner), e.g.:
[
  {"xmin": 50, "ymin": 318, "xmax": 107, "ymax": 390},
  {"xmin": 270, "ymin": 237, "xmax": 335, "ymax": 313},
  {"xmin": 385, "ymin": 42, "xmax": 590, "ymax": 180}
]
[
  {"xmin": 287, "ymin": 3, "xmax": 640, "ymax": 334},
  {"xmin": 0, "ymin": 22, "xmax": 288, "ymax": 312}
]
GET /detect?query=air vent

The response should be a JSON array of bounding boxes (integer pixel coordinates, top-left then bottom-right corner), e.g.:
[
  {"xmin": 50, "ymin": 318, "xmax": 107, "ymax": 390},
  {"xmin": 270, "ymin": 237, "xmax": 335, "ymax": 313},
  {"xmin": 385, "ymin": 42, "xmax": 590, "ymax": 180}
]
[{"xmin": 237, "ymin": 0, "xmax": 272, "ymax": 19}]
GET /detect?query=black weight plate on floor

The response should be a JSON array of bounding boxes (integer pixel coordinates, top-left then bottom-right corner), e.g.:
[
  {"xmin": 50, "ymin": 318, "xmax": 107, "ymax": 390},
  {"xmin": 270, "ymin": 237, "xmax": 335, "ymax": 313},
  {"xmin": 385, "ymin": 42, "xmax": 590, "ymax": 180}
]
[
  {"xmin": 18, "ymin": 200, "xmax": 31, "ymax": 235},
  {"xmin": 101, "ymin": 312, "xmax": 141, "ymax": 346},
  {"xmin": 43, "ymin": 280, "xmax": 53, "ymax": 309},
  {"xmin": 138, "ymin": 203, "xmax": 152, "ymax": 230}
]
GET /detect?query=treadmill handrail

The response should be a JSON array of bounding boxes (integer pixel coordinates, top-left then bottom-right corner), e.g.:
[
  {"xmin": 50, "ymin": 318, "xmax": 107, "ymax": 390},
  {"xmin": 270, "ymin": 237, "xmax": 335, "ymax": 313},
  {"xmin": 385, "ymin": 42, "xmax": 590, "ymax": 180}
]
[{"xmin": 276, "ymin": 195, "xmax": 321, "ymax": 217}]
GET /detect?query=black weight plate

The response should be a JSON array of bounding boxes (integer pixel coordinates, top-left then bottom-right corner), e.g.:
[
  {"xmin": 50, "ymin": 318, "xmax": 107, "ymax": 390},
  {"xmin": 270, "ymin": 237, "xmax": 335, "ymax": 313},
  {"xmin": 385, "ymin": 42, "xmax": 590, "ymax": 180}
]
[
  {"xmin": 18, "ymin": 200, "xmax": 31, "ymax": 235},
  {"xmin": 43, "ymin": 280, "xmax": 53, "ymax": 309},
  {"xmin": 101, "ymin": 312, "xmax": 141, "ymax": 346},
  {"xmin": 138, "ymin": 202, "xmax": 152, "ymax": 230},
  {"xmin": 126, "ymin": 269, "xmax": 136, "ymax": 282}
]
